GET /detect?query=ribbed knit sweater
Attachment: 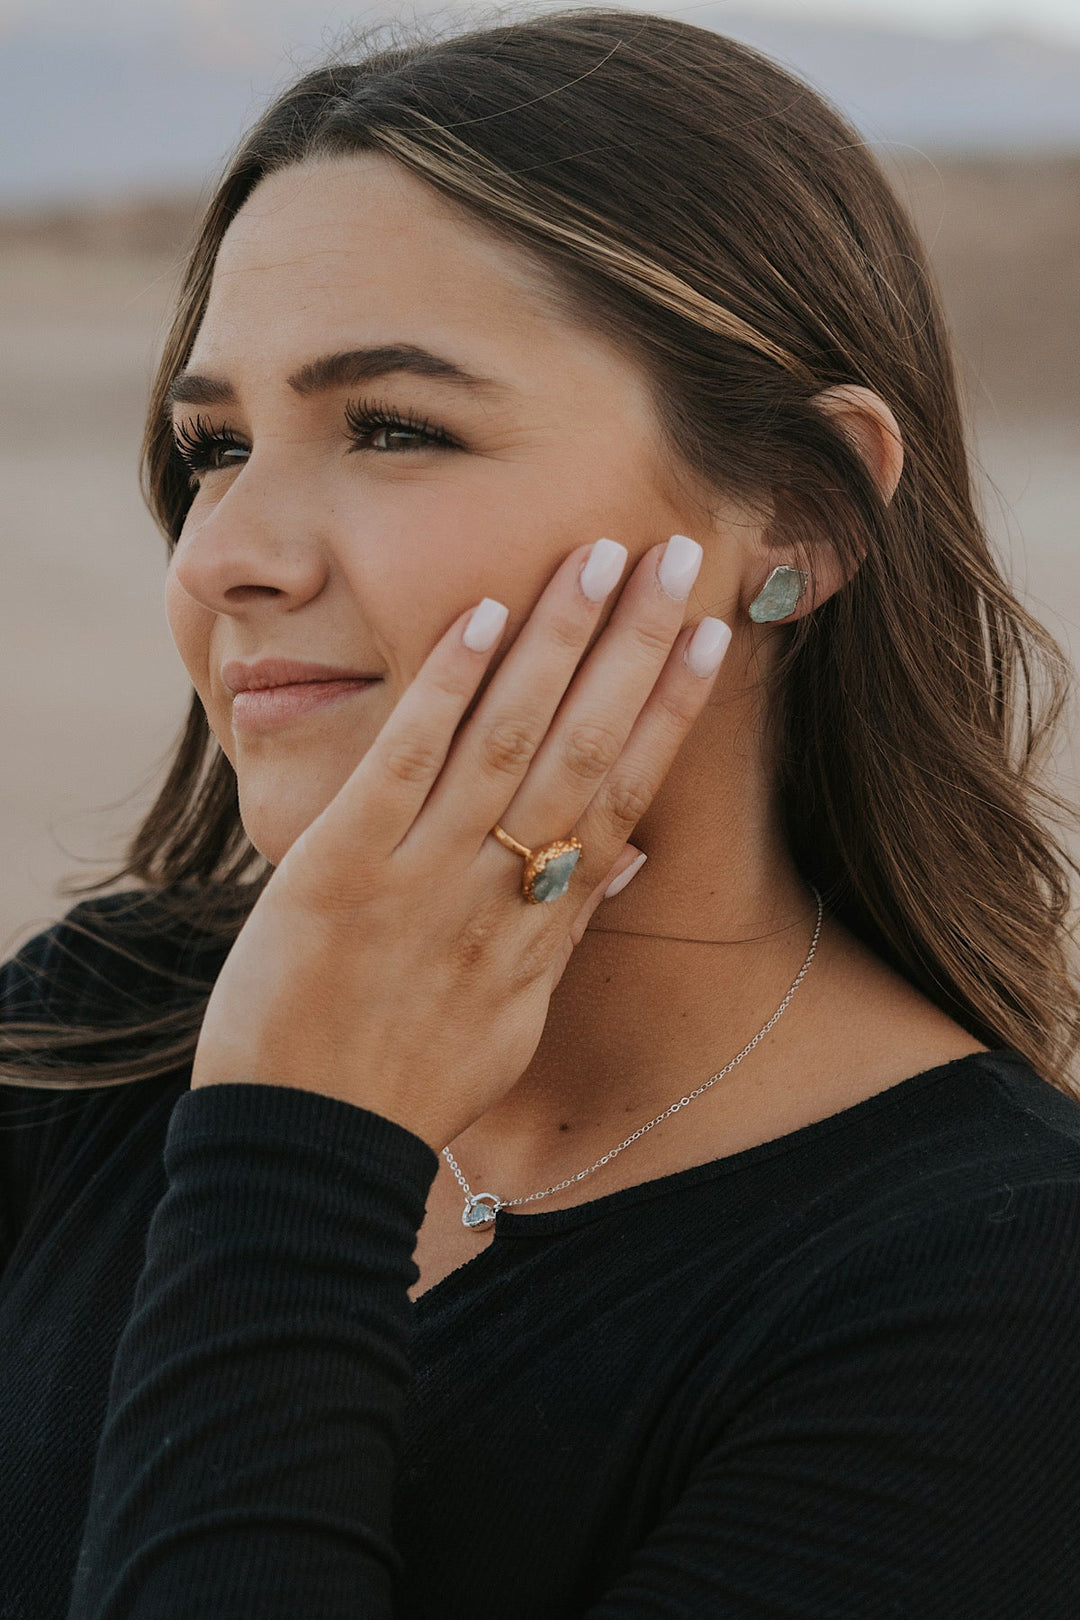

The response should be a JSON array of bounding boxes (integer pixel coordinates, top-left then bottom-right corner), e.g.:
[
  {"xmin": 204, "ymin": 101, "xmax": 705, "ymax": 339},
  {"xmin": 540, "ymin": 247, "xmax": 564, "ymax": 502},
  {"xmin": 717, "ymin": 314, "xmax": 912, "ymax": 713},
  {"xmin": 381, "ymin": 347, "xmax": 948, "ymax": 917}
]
[{"xmin": 2, "ymin": 892, "xmax": 1080, "ymax": 1618}]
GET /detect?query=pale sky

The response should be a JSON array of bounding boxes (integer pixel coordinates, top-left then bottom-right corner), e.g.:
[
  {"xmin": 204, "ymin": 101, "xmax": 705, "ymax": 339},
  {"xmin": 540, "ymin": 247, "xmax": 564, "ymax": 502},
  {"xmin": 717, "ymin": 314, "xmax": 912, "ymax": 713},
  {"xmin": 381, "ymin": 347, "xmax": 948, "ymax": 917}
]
[
  {"xmin": 630, "ymin": 0, "xmax": 1080, "ymax": 44},
  {"xmin": 3, "ymin": 0, "xmax": 1080, "ymax": 46}
]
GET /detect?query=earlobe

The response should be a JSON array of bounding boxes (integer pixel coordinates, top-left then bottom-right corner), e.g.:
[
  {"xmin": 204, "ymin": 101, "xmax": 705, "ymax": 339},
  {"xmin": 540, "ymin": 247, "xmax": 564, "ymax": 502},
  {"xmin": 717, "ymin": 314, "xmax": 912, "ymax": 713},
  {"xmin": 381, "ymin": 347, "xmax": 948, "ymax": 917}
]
[{"xmin": 813, "ymin": 383, "xmax": 905, "ymax": 506}]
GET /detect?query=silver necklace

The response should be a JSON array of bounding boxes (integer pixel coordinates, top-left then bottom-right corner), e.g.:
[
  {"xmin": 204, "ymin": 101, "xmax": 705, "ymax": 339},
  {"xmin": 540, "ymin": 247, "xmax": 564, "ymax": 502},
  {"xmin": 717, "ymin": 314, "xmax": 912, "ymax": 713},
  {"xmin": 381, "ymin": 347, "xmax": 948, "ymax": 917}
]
[{"xmin": 442, "ymin": 885, "xmax": 824, "ymax": 1230}]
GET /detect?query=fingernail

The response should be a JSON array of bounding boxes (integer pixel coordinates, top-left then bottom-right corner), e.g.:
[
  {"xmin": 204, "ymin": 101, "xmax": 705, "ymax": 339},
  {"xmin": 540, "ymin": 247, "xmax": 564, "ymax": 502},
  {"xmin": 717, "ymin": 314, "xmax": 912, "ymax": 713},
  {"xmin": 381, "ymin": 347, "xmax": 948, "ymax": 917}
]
[
  {"xmin": 579, "ymin": 537, "xmax": 628, "ymax": 602},
  {"xmin": 604, "ymin": 850, "xmax": 648, "ymax": 899},
  {"xmin": 463, "ymin": 597, "xmax": 509, "ymax": 652},
  {"xmin": 658, "ymin": 534, "xmax": 703, "ymax": 601},
  {"xmin": 684, "ymin": 616, "xmax": 732, "ymax": 677}
]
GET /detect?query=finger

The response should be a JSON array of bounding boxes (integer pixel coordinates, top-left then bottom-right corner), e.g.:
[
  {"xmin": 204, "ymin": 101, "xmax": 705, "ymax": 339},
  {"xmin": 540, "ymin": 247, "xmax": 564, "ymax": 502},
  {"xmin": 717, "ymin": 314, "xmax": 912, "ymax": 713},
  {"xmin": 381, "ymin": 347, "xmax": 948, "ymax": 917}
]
[
  {"xmin": 569, "ymin": 614, "xmax": 732, "ymax": 872},
  {"xmin": 544, "ymin": 843, "xmax": 645, "ymax": 985},
  {"xmin": 311, "ymin": 597, "xmax": 510, "ymax": 860},
  {"xmin": 570, "ymin": 845, "xmax": 648, "ymax": 948},
  {"xmin": 463, "ymin": 536, "xmax": 706, "ymax": 878},
  {"xmin": 519, "ymin": 612, "xmax": 730, "ymax": 912},
  {"xmin": 419, "ymin": 534, "xmax": 699, "ymax": 857},
  {"xmin": 403, "ymin": 537, "xmax": 631, "ymax": 853}
]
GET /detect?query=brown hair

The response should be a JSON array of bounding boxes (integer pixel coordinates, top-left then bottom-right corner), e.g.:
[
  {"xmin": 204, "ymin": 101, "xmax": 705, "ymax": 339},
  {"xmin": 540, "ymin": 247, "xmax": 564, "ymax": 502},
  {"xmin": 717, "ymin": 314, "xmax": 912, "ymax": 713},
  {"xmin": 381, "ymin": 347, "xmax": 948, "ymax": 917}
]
[{"xmin": 3, "ymin": 5, "xmax": 1078, "ymax": 1103}]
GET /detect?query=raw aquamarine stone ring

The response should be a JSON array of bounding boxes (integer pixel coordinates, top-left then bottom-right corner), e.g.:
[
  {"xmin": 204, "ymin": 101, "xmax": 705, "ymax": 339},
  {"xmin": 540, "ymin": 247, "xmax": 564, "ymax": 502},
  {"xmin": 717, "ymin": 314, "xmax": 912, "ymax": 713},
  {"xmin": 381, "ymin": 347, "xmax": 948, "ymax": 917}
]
[{"xmin": 490, "ymin": 823, "xmax": 584, "ymax": 903}]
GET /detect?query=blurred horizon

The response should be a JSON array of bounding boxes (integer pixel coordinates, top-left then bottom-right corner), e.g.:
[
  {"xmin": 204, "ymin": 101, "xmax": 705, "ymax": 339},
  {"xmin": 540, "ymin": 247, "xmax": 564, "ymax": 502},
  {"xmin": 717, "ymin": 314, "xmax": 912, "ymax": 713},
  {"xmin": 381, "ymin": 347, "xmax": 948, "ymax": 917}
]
[{"xmin": 3, "ymin": 3, "xmax": 1080, "ymax": 208}]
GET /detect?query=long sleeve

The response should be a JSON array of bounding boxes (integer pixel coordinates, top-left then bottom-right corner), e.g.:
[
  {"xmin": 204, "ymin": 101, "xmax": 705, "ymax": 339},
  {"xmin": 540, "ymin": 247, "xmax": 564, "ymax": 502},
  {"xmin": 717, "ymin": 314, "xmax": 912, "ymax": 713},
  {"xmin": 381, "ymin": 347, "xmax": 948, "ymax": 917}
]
[{"xmin": 66, "ymin": 1080, "xmax": 439, "ymax": 1620}]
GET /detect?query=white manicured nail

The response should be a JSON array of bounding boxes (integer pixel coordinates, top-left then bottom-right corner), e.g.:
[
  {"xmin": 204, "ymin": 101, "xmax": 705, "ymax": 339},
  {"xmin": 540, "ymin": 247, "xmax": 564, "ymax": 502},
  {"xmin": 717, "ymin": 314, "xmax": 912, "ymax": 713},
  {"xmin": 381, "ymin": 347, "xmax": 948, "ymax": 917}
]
[
  {"xmin": 657, "ymin": 534, "xmax": 703, "ymax": 601},
  {"xmin": 463, "ymin": 597, "xmax": 509, "ymax": 652},
  {"xmin": 684, "ymin": 616, "xmax": 732, "ymax": 677},
  {"xmin": 579, "ymin": 537, "xmax": 628, "ymax": 601},
  {"xmin": 604, "ymin": 850, "xmax": 648, "ymax": 899}
]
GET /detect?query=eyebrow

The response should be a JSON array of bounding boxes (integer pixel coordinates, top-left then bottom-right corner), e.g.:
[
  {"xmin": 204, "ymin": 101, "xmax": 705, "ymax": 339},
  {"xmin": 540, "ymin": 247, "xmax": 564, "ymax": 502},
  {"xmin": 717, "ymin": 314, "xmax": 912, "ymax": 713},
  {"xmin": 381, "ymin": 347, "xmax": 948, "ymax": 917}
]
[{"xmin": 164, "ymin": 344, "xmax": 515, "ymax": 415}]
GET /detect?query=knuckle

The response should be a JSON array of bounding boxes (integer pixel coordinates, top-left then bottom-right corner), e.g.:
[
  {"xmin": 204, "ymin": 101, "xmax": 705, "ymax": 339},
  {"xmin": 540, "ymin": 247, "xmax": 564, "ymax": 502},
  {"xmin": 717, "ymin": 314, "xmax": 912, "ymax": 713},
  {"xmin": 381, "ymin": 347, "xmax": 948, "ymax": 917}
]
[
  {"xmin": 631, "ymin": 617, "xmax": 677, "ymax": 659},
  {"xmin": 479, "ymin": 716, "xmax": 539, "ymax": 778},
  {"xmin": 547, "ymin": 610, "xmax": 587, "ymax": 653},
  {"xmin": 451, "ymin": 908, "xmax": 500, "ymax": 973},
  {"xmin": 511, "ymin": 923, "xmax": 558, "ymax": 989},
  {"xmin": 600, "ymin": 771, "xmax": 654, "ymax": 833},
  {"xmin": 651, "ymin": 683, "xmax": 698, "ymax": 731},
  {"xmin": 563, "ymin": 719, "xmax": 623, "ymax": 784},
  {"xmin": 383, "ymin": 735, "xmax": 444, "ymax": 785}
]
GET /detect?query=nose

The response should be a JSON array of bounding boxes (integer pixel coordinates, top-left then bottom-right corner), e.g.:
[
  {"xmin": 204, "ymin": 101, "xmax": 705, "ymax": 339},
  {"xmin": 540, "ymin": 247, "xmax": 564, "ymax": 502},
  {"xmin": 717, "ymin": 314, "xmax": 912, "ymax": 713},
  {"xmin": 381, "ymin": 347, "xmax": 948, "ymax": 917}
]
[{"xmin": 169, "ymin": 468, "xmax": 329, "ymax": 617}]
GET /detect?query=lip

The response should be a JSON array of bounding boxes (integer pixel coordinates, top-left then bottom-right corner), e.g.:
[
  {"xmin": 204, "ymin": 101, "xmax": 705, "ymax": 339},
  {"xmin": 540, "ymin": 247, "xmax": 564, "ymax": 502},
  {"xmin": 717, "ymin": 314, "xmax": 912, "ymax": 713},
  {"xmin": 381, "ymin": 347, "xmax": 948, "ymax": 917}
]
[
  {"xmin": 231, "ymin": 678, "xmax": 381, "ymax": 733},
  {"xmin": 223, "ymin": 657, "xmax": 383, "ymax": 695}
]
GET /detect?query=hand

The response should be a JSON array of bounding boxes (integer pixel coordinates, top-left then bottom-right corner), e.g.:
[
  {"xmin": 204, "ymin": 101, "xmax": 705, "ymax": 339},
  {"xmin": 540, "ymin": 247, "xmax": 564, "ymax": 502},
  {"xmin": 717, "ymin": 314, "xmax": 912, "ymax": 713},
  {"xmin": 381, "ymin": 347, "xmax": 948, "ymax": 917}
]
[{"xmin": 190, "ymin": 534, "xmax": 731, "ymax": 1152}]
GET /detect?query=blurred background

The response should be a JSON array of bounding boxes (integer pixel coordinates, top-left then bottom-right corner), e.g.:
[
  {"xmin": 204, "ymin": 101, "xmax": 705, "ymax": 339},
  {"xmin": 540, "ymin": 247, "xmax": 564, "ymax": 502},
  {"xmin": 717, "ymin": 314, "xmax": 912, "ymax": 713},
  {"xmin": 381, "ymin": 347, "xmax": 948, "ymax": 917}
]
[{"xmin": 2, "ymin": 0, "xmax": 1078, "ymax": 959}]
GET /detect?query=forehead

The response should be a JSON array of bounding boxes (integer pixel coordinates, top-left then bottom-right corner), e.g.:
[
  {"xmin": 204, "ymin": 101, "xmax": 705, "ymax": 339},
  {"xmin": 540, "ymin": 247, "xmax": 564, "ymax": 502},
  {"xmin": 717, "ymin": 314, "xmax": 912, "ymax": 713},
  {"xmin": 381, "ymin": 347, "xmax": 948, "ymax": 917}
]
[
  {"xmin": 196, "ymin": 154, "xmax": 573, "ymax": 372},
  {"xmin": 187, "ymin": 152, "xmax": 669, "ymax": 457}
]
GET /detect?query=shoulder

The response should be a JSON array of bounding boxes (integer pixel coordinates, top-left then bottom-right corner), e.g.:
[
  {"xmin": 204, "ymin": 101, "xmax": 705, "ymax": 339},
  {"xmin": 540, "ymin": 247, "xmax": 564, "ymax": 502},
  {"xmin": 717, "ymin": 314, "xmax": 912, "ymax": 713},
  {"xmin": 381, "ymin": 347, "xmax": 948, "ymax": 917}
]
[
  {"xmin": 1, "ymin": 892, "xmax": 155, "ymax": 1031},
  {"xmin": 891, "ymin": 1047, "xmax": 1080, "ymax": 1202},
  {"xmin": 880, "ymin": 1048, "xmax": 1080, "ymax": 1250},
  {"xmin": 837, "ymin": 1047, "xmax": 1080, "ymax": 1218},
  {"xmin": 723, "ymin": 1048, "xmax": 1080, "ymax": 1345},
  {"xmin": 0, "ymin": 886, "xmax": 237, "ymax": 1108},
  {"xmin": 769, "ymin": 1140, "xmax": 1080, "ymax": 1365},
  {"xmin": 3, "ymin": 889, "xmax": 137, "ymax": 977},
  {"xmin": 1, "ymin": 886, "xmax": 234, "ymax": 1028},
  {"xmin": 713, "ymin": 1156, "xmax": 1080, "ymax": 1467},
  {"xmin": 0, "ymin": 890, "xmax": 231, "ymax": 1250},
  {"xmin": 683, "ymin": 1164, "xmax": 1080, "ymax": 1617}
]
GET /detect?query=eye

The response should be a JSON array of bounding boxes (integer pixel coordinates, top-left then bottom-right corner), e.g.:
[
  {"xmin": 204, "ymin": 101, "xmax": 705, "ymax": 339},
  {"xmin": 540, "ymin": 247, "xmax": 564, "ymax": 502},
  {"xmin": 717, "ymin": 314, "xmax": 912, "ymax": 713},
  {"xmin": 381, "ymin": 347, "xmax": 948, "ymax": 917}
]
[
  {"xmin": 171, "ymin": 414, "xmax": 248, "ymax": 485},
  {"xmin": 169, "ymin": 399, "xmax": 457, "ymax": 488},
  {"xmin": 343, "ymin": 397, "xmax": 455, "ymax": 453}
]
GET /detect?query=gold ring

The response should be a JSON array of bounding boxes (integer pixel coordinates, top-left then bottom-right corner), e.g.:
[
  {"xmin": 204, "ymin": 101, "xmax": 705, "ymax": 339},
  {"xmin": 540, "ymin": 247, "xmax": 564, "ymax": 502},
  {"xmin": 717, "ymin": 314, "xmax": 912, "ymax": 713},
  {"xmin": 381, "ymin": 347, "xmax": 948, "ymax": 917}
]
[{"xmin": 490, "ymin": 823, "xmax": 584, "ymax": 904}]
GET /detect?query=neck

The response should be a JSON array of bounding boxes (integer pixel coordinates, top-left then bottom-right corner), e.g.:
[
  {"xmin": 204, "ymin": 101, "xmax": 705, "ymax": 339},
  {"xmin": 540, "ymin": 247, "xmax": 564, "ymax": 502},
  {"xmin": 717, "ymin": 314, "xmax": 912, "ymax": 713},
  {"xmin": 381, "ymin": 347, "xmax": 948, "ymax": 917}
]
[{"xmin": 444, "ymin": 694, "xmax": 826, "ymax": 1192}]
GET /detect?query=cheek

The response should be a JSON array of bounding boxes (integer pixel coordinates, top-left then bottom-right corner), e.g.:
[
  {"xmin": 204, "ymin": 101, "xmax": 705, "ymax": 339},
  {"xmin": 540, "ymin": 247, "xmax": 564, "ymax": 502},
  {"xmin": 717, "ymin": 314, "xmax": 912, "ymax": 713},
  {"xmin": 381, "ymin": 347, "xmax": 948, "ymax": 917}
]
[
  {"xmin": 377, "ymin": 460, "xmax": 663, "ymax": 684},
  {"xmin": 359, "ymin": 492, "xmax": 517, "ymax": 679},
  {"xmin": 163, "ymin": 566, "xmax": 223, "ymax": 722},
  {"xmin": 164, "ymin": 568, "xmax": 208, "ymax": 673},
  {"xmin": 506, "ymin": 437, "xmax": 674, "ymax": 562}
]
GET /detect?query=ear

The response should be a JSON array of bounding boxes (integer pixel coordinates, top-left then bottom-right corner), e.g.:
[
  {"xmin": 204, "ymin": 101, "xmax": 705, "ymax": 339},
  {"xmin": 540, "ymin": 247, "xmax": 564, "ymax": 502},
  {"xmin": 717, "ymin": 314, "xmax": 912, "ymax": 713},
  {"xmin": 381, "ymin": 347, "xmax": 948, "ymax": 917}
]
[
  {"xmin": 743, "ymin": 384, "xmax": 905, "ymax": 626},
  {"xmin": 813, "ymin": 383, "xmax": 904, "ymax": 506}
]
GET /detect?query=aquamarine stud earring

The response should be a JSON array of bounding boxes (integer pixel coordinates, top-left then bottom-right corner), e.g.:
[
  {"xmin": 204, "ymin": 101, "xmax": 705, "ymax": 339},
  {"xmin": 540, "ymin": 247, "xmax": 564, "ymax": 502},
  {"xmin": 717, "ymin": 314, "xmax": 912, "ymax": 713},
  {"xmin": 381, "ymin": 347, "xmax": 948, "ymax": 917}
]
[{"xmin": 748, "ymin": 565, "xmax": 808, "ymax": 623}]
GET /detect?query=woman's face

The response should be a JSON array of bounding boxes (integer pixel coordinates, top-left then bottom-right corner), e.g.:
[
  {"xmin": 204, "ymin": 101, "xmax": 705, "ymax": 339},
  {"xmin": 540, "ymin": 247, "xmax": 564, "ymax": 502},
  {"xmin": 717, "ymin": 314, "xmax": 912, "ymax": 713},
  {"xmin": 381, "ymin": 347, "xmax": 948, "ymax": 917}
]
[{"xmin": 165, "ymin": 154, "xmax": 746, "ymax": 865}]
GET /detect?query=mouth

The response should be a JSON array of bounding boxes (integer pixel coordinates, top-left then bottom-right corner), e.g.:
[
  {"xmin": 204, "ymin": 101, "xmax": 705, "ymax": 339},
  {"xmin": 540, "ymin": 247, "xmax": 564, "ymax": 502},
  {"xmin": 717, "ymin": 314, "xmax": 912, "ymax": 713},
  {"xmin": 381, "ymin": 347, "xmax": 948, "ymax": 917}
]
[{"xmin": 231, "ymin": 677, "xmax": 382, "ymax": 733}]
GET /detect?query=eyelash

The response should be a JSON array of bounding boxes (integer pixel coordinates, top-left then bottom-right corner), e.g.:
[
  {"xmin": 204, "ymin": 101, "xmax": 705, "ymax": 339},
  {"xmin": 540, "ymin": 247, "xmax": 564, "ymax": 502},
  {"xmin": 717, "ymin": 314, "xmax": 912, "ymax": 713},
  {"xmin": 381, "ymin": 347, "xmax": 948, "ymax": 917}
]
[{"xmin": 170, "ymin": 397, "xmax": 455, "ymax": 484}]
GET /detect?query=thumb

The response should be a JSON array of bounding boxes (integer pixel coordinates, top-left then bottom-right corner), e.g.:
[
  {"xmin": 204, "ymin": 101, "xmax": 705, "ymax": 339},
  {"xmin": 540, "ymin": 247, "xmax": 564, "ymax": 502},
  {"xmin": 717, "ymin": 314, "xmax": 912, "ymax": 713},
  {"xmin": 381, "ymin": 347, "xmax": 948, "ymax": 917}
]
[{"xmin": 567, "ymin": 846, "xmax": 648, "ymax": 950}]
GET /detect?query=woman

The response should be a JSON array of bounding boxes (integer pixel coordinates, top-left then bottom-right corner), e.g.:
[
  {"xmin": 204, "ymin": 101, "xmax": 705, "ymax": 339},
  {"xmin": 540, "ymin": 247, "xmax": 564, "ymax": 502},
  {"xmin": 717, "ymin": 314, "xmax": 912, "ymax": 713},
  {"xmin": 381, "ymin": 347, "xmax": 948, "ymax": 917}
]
[{"xmin": 3, "ymin": 8, "xmax": 1079, "ymax": 1616}]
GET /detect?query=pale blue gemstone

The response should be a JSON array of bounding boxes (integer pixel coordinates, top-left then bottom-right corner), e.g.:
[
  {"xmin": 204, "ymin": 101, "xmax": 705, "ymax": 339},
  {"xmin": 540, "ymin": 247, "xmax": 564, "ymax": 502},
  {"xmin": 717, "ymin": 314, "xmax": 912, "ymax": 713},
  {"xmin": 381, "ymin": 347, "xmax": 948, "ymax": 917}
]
[
  {"xmin": 531, "ymin": 848, "xmax": 580, "ymax": 902},
  {"xmin": 748, "ymin": 566, "xmax": 806, "ymax": 623}
]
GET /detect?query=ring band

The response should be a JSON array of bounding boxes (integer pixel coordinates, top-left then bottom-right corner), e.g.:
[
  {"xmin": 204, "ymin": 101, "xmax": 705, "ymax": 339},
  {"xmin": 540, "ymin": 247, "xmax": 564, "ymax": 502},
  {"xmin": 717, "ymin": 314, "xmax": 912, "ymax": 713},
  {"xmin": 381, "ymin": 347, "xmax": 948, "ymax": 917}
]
[{"xmin": 490, "ymin": 823, "xmax": 584, "ymax": 904}]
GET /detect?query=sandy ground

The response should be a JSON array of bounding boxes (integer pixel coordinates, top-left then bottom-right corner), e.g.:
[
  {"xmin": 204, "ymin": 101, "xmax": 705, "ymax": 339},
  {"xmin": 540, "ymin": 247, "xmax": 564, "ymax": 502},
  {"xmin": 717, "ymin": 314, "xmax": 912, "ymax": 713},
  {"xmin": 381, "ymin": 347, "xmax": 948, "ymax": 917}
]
[{"xmin": 2, "ymin": 155, "xmax": 1078, "ymax": 979}]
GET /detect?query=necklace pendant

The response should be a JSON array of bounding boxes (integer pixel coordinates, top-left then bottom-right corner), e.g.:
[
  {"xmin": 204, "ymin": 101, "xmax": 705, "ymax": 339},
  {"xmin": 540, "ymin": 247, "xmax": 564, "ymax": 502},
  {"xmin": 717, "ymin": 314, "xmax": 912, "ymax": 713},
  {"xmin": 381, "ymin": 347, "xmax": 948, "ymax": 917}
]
[{"xmin": 462, "ymin": 1192, "xmax": 501, "ymax": 1229}]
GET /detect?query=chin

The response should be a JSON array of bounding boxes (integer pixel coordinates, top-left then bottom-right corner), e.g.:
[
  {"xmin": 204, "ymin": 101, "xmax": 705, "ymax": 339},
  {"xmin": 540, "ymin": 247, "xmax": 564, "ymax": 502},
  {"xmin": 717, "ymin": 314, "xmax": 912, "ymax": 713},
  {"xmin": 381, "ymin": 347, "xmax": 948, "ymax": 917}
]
[{"xmin": 234, "ymin": 794, "xmax": 312, "ymax": 870}]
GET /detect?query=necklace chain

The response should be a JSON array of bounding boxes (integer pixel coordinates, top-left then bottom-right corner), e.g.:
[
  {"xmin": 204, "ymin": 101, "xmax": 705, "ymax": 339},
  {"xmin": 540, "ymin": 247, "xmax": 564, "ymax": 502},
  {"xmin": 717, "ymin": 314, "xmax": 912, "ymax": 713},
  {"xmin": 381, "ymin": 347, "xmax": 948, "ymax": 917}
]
[{"xmin": 441, "ymin": 886, "xmax": 824, "ymax": 1228}]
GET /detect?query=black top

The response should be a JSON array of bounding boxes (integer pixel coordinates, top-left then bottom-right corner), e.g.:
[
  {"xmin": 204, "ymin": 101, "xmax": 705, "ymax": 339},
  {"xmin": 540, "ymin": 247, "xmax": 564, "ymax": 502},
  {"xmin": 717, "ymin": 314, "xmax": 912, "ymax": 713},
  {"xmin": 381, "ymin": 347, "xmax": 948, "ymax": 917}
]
[{"xmin": 3, "ymin": 893, "xmax": 1080, "ymax": 1619}]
